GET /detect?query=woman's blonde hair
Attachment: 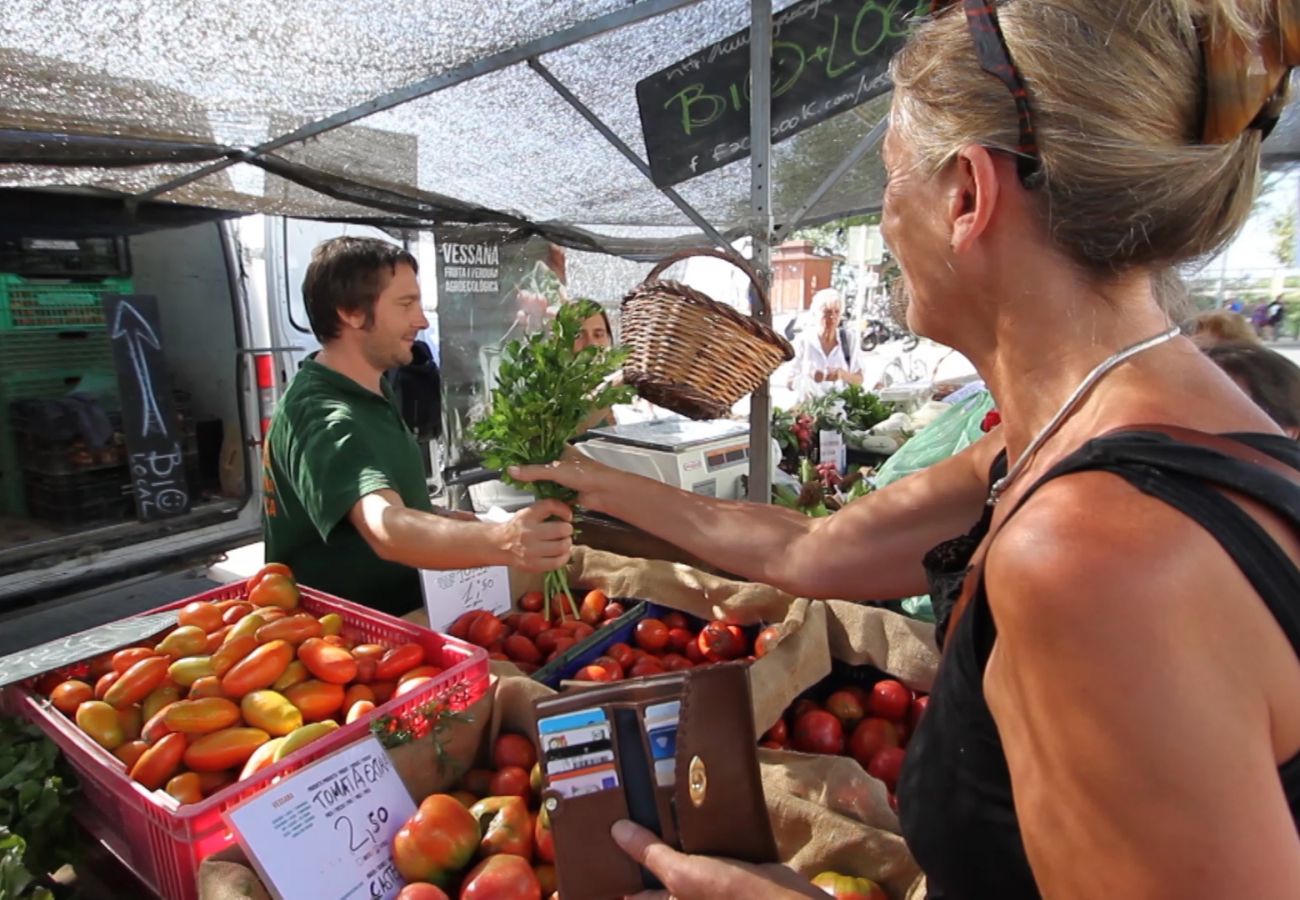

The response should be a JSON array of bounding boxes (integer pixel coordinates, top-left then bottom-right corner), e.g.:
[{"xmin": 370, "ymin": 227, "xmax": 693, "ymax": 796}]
[
  {"xmin": 890, "ymin": 1, "xmax": 1274, "ymax": 274},
  {"xmin": 1189, "ymin": 309, "xmax": 1262, "ymax": 346}
]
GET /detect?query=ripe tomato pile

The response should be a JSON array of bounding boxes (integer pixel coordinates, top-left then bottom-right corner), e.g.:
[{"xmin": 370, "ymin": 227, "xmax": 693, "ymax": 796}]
[
  {"xmin": 38, "ymin": 564, "xmax": 439, "ymax": 806},
  {"xmin": 761, "ymin": 676, "xmax": 928, "ymax": 809},
  {"xmin": 566, "ymin": 612, "xmax": 782, "ymax": 682},
  {"xmin": 448, "ymin": 590, "xmax": 626, "ymax": 674},
  {"xmin": 392, "ymin": 732, "xmax": 557, "ymax": 900}
]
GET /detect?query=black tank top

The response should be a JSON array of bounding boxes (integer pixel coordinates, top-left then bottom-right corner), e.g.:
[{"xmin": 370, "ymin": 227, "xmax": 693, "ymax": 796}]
[{"xmin": 897, "ymin": 429, "xmax": 1300, "ymax": 899}]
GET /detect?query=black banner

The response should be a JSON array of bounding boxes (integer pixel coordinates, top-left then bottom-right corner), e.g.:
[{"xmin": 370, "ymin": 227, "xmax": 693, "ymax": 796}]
[
  {"xmin": 102, "ymin": 293, "xmax": 191, "ymax": 521},
  {"xmin": 636, "ymin": 0, "xmax": 926, "ymax": 187}
]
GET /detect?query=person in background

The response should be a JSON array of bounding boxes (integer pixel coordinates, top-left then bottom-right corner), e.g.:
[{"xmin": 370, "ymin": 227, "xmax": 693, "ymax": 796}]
[
  {"xmin": 1205, "ymin": 342, "xmax": 1300, "ymax": 438},
  {"xmin": 786, "ymin": 287, "xmax": 862, "ymax": 400},
  {"xmin": 1187, "ymin": 309, "xmax": 1260, "ymax": 348},
  {"xmin": 261, "ymin": 237, "xmax": 573, "ymax": 617},
  {"xmin": 573, "ymin": 306, "xmax": 617, "ymax": 434},
  {"xmin": 1267, "ymin": 293, "xmax": 1288, "ymax": 341},
  {"xmin": 514, "ymin": 1, "xmax": 1300, "ymax": 896}
]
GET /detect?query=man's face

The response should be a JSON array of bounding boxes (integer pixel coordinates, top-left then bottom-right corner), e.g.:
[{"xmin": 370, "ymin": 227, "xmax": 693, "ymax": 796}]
[
  {"xmin": 573, "ymin": 313, "xmax": 612, "ymax": 353},
  {"xmin": 359, "ymin": 262, "xmax": 427, "ymax": 371}
]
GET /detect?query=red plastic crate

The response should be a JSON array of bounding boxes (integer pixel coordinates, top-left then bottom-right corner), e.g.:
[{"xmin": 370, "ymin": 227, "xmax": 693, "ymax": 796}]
[{"xmin": 7, "ymin": 581, "xmax": 489, "ymax": 900}]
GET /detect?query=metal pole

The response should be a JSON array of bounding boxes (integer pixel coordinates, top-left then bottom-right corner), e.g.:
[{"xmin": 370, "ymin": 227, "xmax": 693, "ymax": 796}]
[
  {"xmin": 773, "ymin": 114, "xmax": 888, "ymax": 243},
  {"xmin": 526, "ymin": 58, "xmax": 747, "ymax": 267},
  {"xmin": 747, "ymin": 0, "xmax": 774, "ymax": 504},
  {"xmin": 133, "ymin": 0, "xmax": 708, "ymax": 202}
]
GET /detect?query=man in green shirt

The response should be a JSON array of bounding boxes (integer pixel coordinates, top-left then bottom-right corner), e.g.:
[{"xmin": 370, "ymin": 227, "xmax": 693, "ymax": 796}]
[{"xmin": 262, "ymin": 237, "xmax": 572, "ymax": 616}]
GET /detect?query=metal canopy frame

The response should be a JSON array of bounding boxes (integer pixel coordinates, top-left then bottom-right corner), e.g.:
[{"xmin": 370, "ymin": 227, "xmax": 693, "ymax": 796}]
[{"xmin": 122, "ymin": 0, "xmax": 888, "ymax": 505}]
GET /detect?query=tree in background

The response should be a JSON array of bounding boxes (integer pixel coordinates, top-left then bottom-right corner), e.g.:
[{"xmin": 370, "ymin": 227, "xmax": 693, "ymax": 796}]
[{"xmin": 1271, "ymin": 209, "xmax": 1296, "ymax": 268}]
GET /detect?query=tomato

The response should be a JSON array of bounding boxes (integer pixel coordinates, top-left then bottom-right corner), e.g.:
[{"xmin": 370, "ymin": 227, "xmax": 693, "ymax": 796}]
[
  {"xmin": 606, "ymin": 642, "xmax": 636, "ymax": 670},
  {"xmin": 318, "ymin": 613, "xmax": 344, "ymax": 636},
  {"xmin": 75, "ymin": 700, "xmax": 125, "ymax": 750},
  {"xmin": 220, "ymin": 640, "xmax": 294, "ymax": 697},
  {"xmin": 370, "ymin": 680, "xmax": 397, "ymax": 704},
  {"xmin": 628, "ymin": 657, "xmax": 666, "ymax": 679},
  {"xmin": 468, "ymin": 615, "xmax": 507, "ymax": 649},
  {"xmin": 166, "ymin": 772, "xmax": 203, "ymax": 805},
  {"xmin": 247, "ymin": 562, "xmax": 293, "ymax": 594},
  {"xmin": 725, "ymin": 624, "xmax": 748, "ymax": 655},
  {"xmin": 114, "ymin": 740, "xmax": 149, "ymax": 770},
  {"xmin": 241, "ymin": 690, "xmax": 304, "ymax": 736},
  {"xmin": 459, "ymin": 853, "xmax": 541, "ymax": 900},
  {"xmin": 909, "ymin": 695, "xmax": 929, "ymax": 736},
  {"xmin": 791, "ymin": 698, "xmax": 821, "ymax": 721},
  {"xmin": 240, "ymin": 737, "xmax": 286, "ymax": 780},
  {"xmin": 579, "ymin": 590, "xmax": 608, "ymax": 625},
  {"xmin": 396, "ymin": 885, "xmax": 450, "ymax": 900},
  {"xmin": 493, "ymin": 733, "xmax": 538, "ymax": 771},
  {"xmin": 374, "ymin": 643, "xmax": 425, "ymax": 681},
  {"xmin": 504, "ymin": 635, "xmax": 542, "ymax": 665},
  {"xmin": 50, "ymin": 680, "xmax": 94, "ymax": 716},
  {"xmin": 273, "ymin": 721, "xmax": 339, "ymax": 762},
  {"xmin": 110, "ymin": 647, "xmax": 158, "ymax": 674},
  {"xmin": 592, "ymin": 655, "xmax": 625, "ymax": 680},
  {"xmin": 634, "ymin": 619, "xmax": 669, "ymax": 652},
  {"xmin": 661, "ymin": 653, "xmax": 693, "ymax": 672},
  {"xmin": 792, "ymin": 710, "xmax": 844, "ymax": 755},
  {"xmin": 164, "ymin": 697, "xmax": 242, "ymax": 735},
  {"xmin": 271, "ymin": 659, "xmax": 311, "ymax": 692},
  {"xmin": 204, "ymin": 626, "xmax": 232, "ymax": 654},
  {"xmin": 220, "ymin": 601, "xmax": 255, "ymax": 626},
  {"xmin": 141, "ymin": 684, "xmax": 182, "ymax": 722},
  {"xmin": 867, "ymin": 679, "xmax": 912, "ymax": 722},
  {"xmin": 867, "ymin": 746, "xmax": 906, "ymax": 791},
  {"xmin": 825, "ymin": 690, "xmax": 866, "ymax": 730},
  {"xmin": 683, "ymin": 639, "xmax": 706, "ymax": 664},
  {"xmin": 249, "ymin": 572, "xmax": 300, "ymax": 610},
  {"xmin": 184, "ymin": 727, "xmax": 271, "ymax": 772},
  {"xmin": 665, "ymin": 628, "xmax": 693, "ymax": 654},
  {"xmin": 298, "ymin": 638, "xmax": 358, "ymax": 684},
  {"xmin": 197, "ymin": 769, "xmax": 237, "ymax": 796},
  {"xmin": 763, "ymin": 719, "xmax": 789, "ymax": 745},
  {"xmin": 391, "ymin": 794, "xmax": 480, "ymax": 886},
  {"xmin": 177, "ymin": 601, "xmax": 225, "ymax": 633},
  {"xmin": 448, "ymin": 610, "xmax": 487, "ymax": 641},
  {"xmin": 518, "ymin": 591, "xmax": 545, "ymax": 614},
  {"xmin": 155, "ymin": 625, "xmax": 209, "ymax": 659},
  {"xmin": 570, "ymin": 622, "xmax": 595, "ymax": 642},
  {"xmin": 530, "ymin": 763, "xmax": 543, "ymax": 798},
  {"xmin": 396, "ymin": 676, "xmax": 434, "ymax": 698},
  {"xmin": 489, "ymin": 766, "xmax": 532, "ymax": 800},
  {"xmin": 534, "ymin": 806, "xmax": 556, "ymax": 863},
  {"xmin": 141, "ymin": 703, "xmax": 178, "ymax": 743},
  {"xmin": 255, "ymin": 613, "xmax": 322, "ymax": 645},
  {"xmin": 117, "ymin": 706, "xmax": 143, "ymax": 741},
  {"xmin": 534, "ymin": 862, "xmax": 557, "ymax": 895},
  {"xmin": 753, "ymin": 625, "xmax": 782, "ymax": 659},
  {"xmin": 696, "ymin": 621, "xmax": 741, "ymax": 661},
  {"xmin": 574, "ymin": 665, "xmax": 612, "ymax": 682},
  {"xmin": 130, "ymin": 732, "xmax": 187, "ymax": 790},
  {"xmin": 810, "ymin": 871, "xmax": 888, "ymax": 900},
  {"xmin": 352, "ymin": 643, "xmax": 387, "ymax": 661},
  {"xmin": 534, "ymin": 630, "xmax": 565, "ymax": 657},
  {"xmin": 284, "ymin": 680, "xmax": 346, "ymax": 722},
  {"xmin": 603, "ymin": 602, "xmax": 625, "ymax": 621},
  {"xmin": 660, "ymin": 611, "xmax": 689, "ymax": 631},
  {"xmin": 167, "ymin": 655, "xmax": 215, "ymax": 688},
  {"xmin": 847, "ymin": 718, "xmax": 900, "ymax": 770},
  {"xmin": 470, "ymin": 796, "xmax": 533, "ymax": 858},
  {"xmin": 345, "ymin": 700, "xmax": 376, "ymax": 724}
]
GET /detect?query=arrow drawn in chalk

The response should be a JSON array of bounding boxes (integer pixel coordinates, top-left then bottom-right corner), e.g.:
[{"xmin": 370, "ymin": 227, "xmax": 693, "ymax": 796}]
[{"xmin": 111, "ymin": 301, "xmax": 166, "ymax": 439}]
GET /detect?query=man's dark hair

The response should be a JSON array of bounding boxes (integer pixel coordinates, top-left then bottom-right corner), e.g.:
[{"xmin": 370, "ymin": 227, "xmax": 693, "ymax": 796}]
[
  {"xmin": 1204, "ymin": 342, "xmax": 1300, "ymax": 433},
  {"xmin": 302, "ymin": 237, "xmax": 419, "ymax": 342}
]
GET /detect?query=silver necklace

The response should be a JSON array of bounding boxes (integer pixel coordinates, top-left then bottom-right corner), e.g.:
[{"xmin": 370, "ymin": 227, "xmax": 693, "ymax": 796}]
[{"xmin": 987, "ymin": 324, "xmax": 1182, "ymax": 506}]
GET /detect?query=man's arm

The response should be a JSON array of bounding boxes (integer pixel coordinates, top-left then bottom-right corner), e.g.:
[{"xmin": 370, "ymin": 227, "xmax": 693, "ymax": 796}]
[{"xmin": 347, "ymin": 490, "xmax": 573, "ymax": 573}]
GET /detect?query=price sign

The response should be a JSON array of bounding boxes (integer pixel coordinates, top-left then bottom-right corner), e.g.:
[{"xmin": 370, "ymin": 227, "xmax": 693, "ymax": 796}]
[
  {"xmin": 419, "ymin": 565, "xmax": 512, "ymax": 632},
  {"xmin": 224, "ymin": 735, "xmax": 416, "ymax": 900}
]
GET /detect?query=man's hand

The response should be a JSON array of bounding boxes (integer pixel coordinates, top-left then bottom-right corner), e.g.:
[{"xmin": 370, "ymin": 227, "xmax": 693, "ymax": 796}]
[
  {"xmin": 612, "ymin": 820, "xmax": 823, "ymax": 900},
  {"xmin": 492, "ymin": 499, "xmax": 574, "ymax": 572},
  {"xmin": 509, "ymin": 448, "xmax": 616, "ymax": 512}
]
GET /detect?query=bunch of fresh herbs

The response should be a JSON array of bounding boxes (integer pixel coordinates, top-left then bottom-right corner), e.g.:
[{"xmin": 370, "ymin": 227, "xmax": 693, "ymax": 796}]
[
  {"xmin": 0, "ymin": 716, "xmax": 79, "ymax": 897},
  {"xmin": 473, "ymin": 299, "xmax": 633, "ymax": 619}
]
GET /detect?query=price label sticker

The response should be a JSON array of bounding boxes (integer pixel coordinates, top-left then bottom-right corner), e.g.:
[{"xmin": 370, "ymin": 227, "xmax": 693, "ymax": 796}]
[
  {"xmin": 224, "ymin": 735, "xmax": 416, "ymax": 900},
  {"xmin": 420, "ymin": 565, "xmax": 512, "ymax": 632}
]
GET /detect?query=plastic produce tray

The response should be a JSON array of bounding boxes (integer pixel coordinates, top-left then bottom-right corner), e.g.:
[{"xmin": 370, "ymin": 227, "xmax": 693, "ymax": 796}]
[{"xmin": 7, "ymin": 582, "xmax": 489, "ymax": 900}]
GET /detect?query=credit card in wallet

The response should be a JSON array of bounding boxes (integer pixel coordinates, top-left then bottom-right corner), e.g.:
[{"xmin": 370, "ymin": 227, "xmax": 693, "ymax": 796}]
[
  {"xmin": 539, "ymin": 707, "xmax": 620, "ymax": 798},
  {"xmin": 643, "ymin": 700, "xmax": 680, "ymax": 786}
]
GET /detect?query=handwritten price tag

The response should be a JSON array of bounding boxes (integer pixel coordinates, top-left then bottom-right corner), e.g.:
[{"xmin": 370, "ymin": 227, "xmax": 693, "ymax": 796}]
[
  {"xmin": 224, "ymin": 735, "xmax": 416, "ymax": 900},
  {"xmin": 419, "ymin": 565, "xmax": 512, "ymax": 632}
]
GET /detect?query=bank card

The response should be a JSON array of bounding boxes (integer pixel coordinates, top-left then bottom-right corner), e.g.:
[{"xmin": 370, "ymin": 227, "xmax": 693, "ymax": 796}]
[
  {"xmin": 643, "ymin": 700, "xmax": 680, "ymax": 786},
  {"xmin": 539, "ymin": 707, "xmax": 619, "ymax": 798}
]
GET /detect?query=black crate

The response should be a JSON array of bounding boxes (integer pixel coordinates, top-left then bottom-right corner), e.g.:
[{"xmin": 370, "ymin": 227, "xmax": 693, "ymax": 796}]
[{"xmin": 25, "ymin": 466, "xmax": 132, "ymax": 526}]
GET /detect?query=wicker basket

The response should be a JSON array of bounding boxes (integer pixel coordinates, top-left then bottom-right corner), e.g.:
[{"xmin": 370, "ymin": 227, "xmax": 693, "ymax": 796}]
[{"xmin": 620, "ymin": 248, "xmax": 794, "ymax": 420}]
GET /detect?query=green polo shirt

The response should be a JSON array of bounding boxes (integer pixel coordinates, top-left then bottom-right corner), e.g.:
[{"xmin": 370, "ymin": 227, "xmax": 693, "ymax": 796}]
[{"xmin": 261, "ymin": 358, "xmax": 433, "ymax": 616}]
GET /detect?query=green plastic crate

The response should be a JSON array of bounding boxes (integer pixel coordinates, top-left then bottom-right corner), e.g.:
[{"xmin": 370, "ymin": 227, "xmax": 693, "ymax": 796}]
[
  {"xmin": 0, "ymin": 329, "xmax": 114, "ymax": 375},
  {"xmin": 0, "ymin": 274, "xmax": 133, "ymax": 331}
]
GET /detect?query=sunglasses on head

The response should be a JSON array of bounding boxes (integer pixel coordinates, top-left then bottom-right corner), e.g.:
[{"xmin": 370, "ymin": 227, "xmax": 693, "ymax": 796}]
[{"xmin": 928, "ymin": 0, "xmax": 1042, "ymax": 186}]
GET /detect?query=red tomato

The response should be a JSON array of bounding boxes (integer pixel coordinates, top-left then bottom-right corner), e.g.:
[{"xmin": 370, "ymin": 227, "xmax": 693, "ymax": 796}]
[
  {"xmin": 660, "ymin": 611, "xmax": 689, "ymax": 631},
  {"xmin": 468, "ymin": 615, "xmax": 507, "ymax": 649},
  {"xmin": 909, "ymin": 695, "xmax": 929, "ymax": 735},
  {"xmin": 570, "ymin": 622, "xmax": 595, "ymax": 642},
  {"xmin": 867, "ymin": 746, "xmax": 906, "ymax": 790},
  {"xmin": 603, "ymin": 602, "xmax": 625, "ymax": 621},
  {"xmin": 628, "ymin": 657, "xmax": 666, "ymax": 679},
  {"xmin": 791, "ymin": 698, "xmax": 821, "ymax": 721},
  {"xmin": 459, "ymin": 854, "xmax": 541, "ymax": 900},
  {"xmin": 842, "ymin": 685, "xmax": 872, "ymax": 710},
  {"xmin": 504, "ymin": 635, "xmax": 542, "ymax": 665},
  {"xmin": 391, "ymin": 794, "xmax": 480, "ymax": 886},
  {"xmin": 697, "ymin": 621, "xmax": 741, "ymax": 661},
  {"xmin": 666, "ymin": 628, "xmax": 693, "ymax": 654},
  {"xmin": 726, "ymin": 624, "xmax": 748, "ymax": 655},
  {"xmin": 534, "ymin": 808, "xmax": 556, "ymax": 864},
  {"xmin": 868, "ymin": 680, "xmax": 912, "ymax": 722},
  {"xmin": 578, "ymin": 590, "xmax": 608, "ymax": 625},
  {"xmin": 606, "ymin": 642, "xmax": 636, "ymax": 669},
  {"xmin": 490, "ymin": 766, "xmax": 532, "ymax": 799},
  {"xmin": 592, "ymin": 656, "xmax": 625, "ymax": 680},
  {"xmin": 683, "ymin": 640, "xmax": 706, "ymax": 664},
  {"xmin": 792, "ymin": 710, "xmax": 844, "ymax": 755},
  {"xmin": 848, "ymin": 718, "xmax": 900, "ymax": 770},
  {"xmin": 660, "ymin": 653, "xmax": 693, "ymax": 672},
  {"xmin": 634, "ymin": 619, "xmax": 669, "ymax": 652},
  {"xmin": 516, "ymin": 613, "xmax": 548, "ymax": 640},
  {"xmin": 518, "ymin": 591, "xmax": 545, "ymax": 613},
  {"xmin": 248, "ymin": 573, "xmax": 300, "ymax": 610},
  {"xmin": 764, "ymin": 719, "xmax": 789, "ymax": 744},
  {"xmin": 449, "ymin": 610, "xmax": 487, "ymax": 641},
  {"xmin": 825, "ymin": 690, "xmax": 866, "ymax": 730},
  {"xmin": 753, "ymin": 625, "xmax": 782, "ymax": 659},
  {"xmin": 396, "ymin": 884, "xmax": 450, "ymax": 900},
  {"xmin": 494, "ymin": 733, "xmax": 539, "ymax": 771},
  {"xmin": 534, "ymin": 630, "xmax": 565, "ymax": 656},
  {"xmin": 574, "ymin": 665, "xmax": 613, "ymax": 682}
]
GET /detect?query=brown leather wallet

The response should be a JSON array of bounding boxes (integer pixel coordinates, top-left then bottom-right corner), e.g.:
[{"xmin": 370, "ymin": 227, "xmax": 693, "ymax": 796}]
[{"xmin": 532, "ymin": 663, "xmax": 778, "ymax": 900}]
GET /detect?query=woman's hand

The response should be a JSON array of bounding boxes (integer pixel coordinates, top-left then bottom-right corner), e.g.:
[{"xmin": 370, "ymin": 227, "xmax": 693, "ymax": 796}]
[
  {"xmin": 612, "ymin": 820, "xmax": 823, "ymax": 900},
  {"xmin": 509, "ymin": 447, "xmax": 617, "ymax": 512}
]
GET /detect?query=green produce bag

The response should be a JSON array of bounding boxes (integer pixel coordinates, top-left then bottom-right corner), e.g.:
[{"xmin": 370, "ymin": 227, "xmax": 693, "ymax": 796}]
[{"xmin": 875, "ymin": 390, "xmax": 995, "ymax": 622}]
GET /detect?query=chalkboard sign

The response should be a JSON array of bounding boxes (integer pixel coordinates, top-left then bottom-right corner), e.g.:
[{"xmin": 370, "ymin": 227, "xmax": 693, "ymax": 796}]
[
  {"xmin": 636, "ymin": 0, "xmax": 927, "ymax": 187},
  {"xmin": 102, "ymin": 294, "xmax": 191, "ymax": 521},
  {"xmin": 0, "ymin": 610, "xmax": 178, "ymax": 688}
]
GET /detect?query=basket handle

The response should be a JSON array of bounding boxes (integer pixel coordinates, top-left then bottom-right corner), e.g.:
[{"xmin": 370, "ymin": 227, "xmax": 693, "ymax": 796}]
[{"xmin": 645, "ymin": 247, "xmax": 772, "ymax": 319}]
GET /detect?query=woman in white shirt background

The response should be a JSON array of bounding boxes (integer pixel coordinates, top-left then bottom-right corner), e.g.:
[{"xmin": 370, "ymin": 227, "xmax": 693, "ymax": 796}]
[{"xmin": 786, "ymin": 287, "xmax": 863, "ymax": 401}]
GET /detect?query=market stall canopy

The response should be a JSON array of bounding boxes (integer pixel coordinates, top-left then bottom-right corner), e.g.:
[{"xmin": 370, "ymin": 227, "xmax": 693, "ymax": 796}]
[{"xmin": 0, "ymin": 0, "xmax": 898, "ymax": 255}]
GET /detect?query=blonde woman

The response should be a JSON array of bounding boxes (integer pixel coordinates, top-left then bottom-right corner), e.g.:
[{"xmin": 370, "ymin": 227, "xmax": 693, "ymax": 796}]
[{"xmin": 516, "ymin": 2, "xmax": 1300, "ymax": 896}]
